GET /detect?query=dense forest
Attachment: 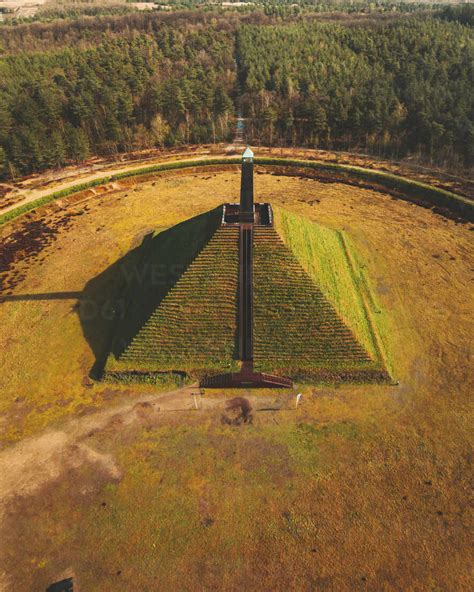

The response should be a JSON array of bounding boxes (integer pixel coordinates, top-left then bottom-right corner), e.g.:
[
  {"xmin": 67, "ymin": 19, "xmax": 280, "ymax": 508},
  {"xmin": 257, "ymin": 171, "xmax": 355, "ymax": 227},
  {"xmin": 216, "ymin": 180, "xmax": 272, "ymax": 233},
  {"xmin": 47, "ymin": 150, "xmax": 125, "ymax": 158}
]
[
  {"xmin": 237, "ymin": 18, "xmax": 474, "ymax": 165},
  {"xmin": 0, "ymin": 8, "xmax": 472, "ymax": 177},
  {"xmin": 0, "ymin": 18, "xmax": 236, "ymax": 176}
]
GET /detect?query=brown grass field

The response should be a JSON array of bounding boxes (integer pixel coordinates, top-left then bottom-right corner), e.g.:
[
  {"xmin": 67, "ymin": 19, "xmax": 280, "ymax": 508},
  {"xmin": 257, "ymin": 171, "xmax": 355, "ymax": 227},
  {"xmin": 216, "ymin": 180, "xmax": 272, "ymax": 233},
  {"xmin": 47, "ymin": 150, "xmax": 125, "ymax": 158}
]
[{"xmin": 0, "ymin": 161, "xmax": 472, "ymax": 590}]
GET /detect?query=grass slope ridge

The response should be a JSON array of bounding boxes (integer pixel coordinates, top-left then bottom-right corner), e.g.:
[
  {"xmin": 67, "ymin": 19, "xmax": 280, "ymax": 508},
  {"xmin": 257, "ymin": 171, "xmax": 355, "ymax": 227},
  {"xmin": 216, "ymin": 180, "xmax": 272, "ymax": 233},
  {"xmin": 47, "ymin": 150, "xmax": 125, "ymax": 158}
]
[
  {"xmin": 1, "ymin": 156, "xmax": 471, "ymax": 227},
  {"xmin": 253, "ymin": 220, "xmax": 389, "ymax": 383},
  {"xmin": 273, "ymin": 207, "xmax": 391, "ymax": 374},
  {"xmin": 105, "ymin": 208, "xmax": 239, "ymax": 379},
  {"xmin": 273, "ymin": 208, "xmax": 383, "ymax": 361}
]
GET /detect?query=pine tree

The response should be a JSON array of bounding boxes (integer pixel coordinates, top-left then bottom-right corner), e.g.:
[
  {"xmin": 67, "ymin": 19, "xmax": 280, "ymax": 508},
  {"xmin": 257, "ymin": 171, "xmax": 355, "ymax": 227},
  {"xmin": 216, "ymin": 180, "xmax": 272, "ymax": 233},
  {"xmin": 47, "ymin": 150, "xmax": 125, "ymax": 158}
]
[
  {"xmin": 49, "ymin": 130, "xmax": 67, "ymax": 168},
  {"xmin": 0, "ymin": 147, "xmax": 6, "ymax": 178},
  {"xmin": 69, "ymin": 127, "xmax": 91, "ymax": 162}
]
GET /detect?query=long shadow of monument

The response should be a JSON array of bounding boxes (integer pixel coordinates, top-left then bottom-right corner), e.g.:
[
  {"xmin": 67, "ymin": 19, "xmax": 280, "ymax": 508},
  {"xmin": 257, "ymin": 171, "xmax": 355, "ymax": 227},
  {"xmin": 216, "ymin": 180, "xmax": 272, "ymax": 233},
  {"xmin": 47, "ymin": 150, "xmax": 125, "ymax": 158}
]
[
  {"xmin": 1, "ymin": 207, "xmax": 222, "ymax": 379},
  {"xmin": 81, "ymin": 206, "xmax": 222, "ymax": 378}
]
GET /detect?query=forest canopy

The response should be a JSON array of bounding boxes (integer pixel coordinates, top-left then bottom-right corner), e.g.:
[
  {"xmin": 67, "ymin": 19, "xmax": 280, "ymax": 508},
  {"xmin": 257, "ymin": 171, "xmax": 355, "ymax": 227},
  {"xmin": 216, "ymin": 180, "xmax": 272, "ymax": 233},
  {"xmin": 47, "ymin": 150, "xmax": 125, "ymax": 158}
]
[
  {"xmin": 0, "ymin": 10, "xmax": 472, "ymax": 177},
  {"xmin": 237, "ymin": 18, "xmax": 474, "ymax": 166}
]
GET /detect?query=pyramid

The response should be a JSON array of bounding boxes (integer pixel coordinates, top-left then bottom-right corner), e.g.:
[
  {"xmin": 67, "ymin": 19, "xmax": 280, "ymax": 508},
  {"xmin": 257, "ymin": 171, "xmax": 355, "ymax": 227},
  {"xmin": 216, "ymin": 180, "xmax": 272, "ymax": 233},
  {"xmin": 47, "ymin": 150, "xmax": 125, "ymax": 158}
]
[
  {"xmin": 103, "ymin": 149, "xmax": 389, "ymax": 386},
  {"xmin": 104, "ymin": 205, "xmax": 388, "ymax": 384}
]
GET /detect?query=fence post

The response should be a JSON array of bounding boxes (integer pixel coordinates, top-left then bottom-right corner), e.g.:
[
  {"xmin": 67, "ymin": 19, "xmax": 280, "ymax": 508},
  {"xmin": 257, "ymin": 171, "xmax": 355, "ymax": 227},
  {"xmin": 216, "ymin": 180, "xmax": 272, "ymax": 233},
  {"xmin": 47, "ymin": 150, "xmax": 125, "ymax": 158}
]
[{"xmin": 295, "ymin": 393, "xmax": 302, "ymax": 409}]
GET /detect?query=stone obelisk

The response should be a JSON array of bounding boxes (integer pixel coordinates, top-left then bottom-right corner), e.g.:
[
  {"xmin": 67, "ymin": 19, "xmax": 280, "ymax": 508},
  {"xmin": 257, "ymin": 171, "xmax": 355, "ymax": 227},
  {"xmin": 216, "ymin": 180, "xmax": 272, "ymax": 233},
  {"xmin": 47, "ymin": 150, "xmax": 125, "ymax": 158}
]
[{"xmin": 239, "ymin": 147, "xmax": 254, "ymax": 223}]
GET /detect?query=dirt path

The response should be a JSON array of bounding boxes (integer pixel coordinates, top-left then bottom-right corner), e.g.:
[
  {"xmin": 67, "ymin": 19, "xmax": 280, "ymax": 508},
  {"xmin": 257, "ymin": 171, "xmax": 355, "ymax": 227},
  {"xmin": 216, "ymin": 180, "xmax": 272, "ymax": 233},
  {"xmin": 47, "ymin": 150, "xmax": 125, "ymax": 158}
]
[
  {"xmin": 1, "ymin": 146, "xmax": 472, "ymax": 218},
  {"xmin": 0, "ymin": 153, "xmax": 229, "ymax": 217},
  {"xmin": 0, "ymin": 383, "xmax": 288, "ymax": 519},
  {"xmin": 0, "ymin": 385, "xmax": 195, "ymax": 516}
]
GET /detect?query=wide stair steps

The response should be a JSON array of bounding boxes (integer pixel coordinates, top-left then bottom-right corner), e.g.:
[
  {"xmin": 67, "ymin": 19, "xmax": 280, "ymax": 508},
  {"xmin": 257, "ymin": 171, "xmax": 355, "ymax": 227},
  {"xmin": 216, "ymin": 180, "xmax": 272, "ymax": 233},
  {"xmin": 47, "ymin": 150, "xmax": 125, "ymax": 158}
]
[
  {"xmin": 253, "ymin": 226, "xmax": 373, "ymax": 370},
  {"xmin": 119, "ymin": 225, "xmax": 239, "ymax": 368}
]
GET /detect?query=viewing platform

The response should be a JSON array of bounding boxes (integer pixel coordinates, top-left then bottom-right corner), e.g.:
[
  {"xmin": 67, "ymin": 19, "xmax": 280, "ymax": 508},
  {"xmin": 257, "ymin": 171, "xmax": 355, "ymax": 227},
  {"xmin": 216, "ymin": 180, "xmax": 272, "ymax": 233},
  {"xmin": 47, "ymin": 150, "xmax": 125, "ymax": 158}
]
[{"xmin": 221, "ymin": 202, "xmax": 272, "ymax": 226}]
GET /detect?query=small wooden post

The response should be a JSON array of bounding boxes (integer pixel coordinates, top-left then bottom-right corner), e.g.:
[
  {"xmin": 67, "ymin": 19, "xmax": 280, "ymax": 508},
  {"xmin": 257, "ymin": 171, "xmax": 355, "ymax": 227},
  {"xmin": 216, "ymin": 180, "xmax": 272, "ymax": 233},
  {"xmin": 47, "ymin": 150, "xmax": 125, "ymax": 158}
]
[{"xmin": 295, "ymin": 393, "xmax": 302, "ymax": 409}]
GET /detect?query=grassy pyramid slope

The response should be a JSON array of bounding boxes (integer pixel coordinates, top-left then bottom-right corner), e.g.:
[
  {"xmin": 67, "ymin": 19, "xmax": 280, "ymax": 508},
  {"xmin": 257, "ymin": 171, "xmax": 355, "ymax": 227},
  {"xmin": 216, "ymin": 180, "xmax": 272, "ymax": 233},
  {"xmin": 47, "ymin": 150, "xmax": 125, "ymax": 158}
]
[
  {"xmin": 273, "ymin": 208, "xmax": 388, "ymax": 362},
  {"xmin": 253, "ymin": 212, "xmax": 389, "ymax": 382},
  {"xmin": 104, "ymin": 204, "xmax": 389, "ymax": 384},
  {"xmin": 105, "ymin": 207, "xmax": 240, "ymax": 378}
]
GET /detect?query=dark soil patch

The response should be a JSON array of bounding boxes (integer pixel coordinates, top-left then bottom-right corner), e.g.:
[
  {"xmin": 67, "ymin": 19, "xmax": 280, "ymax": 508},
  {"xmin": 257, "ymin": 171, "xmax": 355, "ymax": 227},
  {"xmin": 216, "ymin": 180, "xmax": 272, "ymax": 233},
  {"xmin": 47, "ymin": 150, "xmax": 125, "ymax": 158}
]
[
  {"xmin": 0, "ymin": 215, "xmax": 74, "ymax": 293},
  {"xmin": 221, "ymin": 397, "xmax": 253, "ymax": 426}
]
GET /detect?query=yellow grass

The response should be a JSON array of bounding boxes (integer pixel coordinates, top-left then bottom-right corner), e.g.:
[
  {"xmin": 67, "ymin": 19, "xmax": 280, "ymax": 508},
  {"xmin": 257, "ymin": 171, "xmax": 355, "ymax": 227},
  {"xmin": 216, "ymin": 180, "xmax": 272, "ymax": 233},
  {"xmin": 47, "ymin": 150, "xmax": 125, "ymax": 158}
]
[{"xmin": 0, "ymin": 165, "xmax": 472, "ymax": 590}]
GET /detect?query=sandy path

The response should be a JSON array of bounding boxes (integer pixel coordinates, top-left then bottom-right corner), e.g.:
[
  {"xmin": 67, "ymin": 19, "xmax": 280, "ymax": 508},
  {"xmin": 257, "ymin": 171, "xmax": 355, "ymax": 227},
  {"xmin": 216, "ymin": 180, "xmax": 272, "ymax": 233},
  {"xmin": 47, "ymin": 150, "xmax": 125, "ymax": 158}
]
[
  {"xmin": 0, "ymin": 384, "xmax": 287, "ymax": 519},
  {"xmin": 0, "ymin": 386, "xmax": 192, "ymax": 591},
  {"xmin": 0, "ymin": 153, "xmax": 228, "ymax": 216},
  {"xmin": 0, "ymin": 385, "xmax": 197, "ymax": 517}
]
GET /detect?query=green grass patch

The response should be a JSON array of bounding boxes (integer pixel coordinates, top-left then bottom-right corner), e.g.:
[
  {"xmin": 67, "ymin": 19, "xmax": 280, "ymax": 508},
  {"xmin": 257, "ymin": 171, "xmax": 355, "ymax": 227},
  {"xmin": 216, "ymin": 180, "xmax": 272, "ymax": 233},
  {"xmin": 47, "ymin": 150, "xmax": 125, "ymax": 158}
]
[
  {"xmin": 101, "ymin": 370, "xmax": 191, "ymax": 388},
  {"xmin": 339, "ymin": 233, "xmax": 394, "ymax": 377},
  {"xmin": 274, "ymin": 208, "xmax": 380, "ymax": 361}
]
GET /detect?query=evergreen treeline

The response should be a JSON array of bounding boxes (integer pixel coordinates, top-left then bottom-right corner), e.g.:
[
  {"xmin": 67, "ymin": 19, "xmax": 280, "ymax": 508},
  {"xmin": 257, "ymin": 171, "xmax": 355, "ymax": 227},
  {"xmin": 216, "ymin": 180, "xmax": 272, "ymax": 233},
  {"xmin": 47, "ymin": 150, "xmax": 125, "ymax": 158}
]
[
  {"xmin": 237, "ymin": 18, "xmax": 474, "ymax": 167},
  {"xmin": 0, "ymin": 11, "xmax": 472, "ymax": 177},
  {"xmin": 0, "ymin": 21, "xmax": 235, "ymax": 176},
  {"xmin": 438, "ymin": 4, "xmax": 474, "ymax": 27}
]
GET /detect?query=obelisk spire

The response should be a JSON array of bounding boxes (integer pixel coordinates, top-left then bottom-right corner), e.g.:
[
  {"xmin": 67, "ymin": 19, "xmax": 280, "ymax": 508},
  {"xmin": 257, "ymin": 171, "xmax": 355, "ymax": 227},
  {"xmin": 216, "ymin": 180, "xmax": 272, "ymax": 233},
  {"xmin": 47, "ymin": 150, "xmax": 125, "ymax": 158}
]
[{"xmin": 239, "ymin": 147, "xmax": 254, "ymax": 223}]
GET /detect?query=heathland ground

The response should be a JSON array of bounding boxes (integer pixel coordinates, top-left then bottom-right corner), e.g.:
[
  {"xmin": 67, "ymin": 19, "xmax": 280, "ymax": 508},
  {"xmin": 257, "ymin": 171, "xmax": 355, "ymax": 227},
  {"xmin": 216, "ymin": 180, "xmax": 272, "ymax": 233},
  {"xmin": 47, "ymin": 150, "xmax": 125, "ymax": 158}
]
[{"xmin": 0, "ymin": 160, "xmax": 472, "ymax": 590}]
